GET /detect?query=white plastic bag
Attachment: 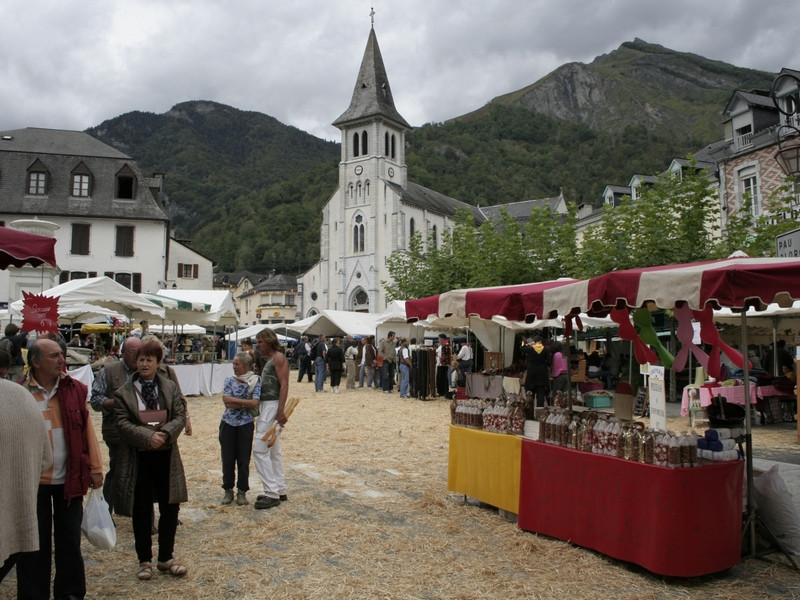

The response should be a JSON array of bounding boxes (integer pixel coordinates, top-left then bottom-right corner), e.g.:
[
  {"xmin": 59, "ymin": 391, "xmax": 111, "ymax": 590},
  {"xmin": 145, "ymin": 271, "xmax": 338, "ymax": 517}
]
[{"xmin": 81, "ymin": 488, "xmax": 116, "ymax": 549}]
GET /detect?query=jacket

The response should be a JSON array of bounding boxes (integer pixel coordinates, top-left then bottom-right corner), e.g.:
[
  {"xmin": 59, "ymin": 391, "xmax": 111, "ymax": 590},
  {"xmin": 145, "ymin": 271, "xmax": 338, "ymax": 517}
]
[{"xmin": 113, "ymin": 371, "xmax": 187, "ymax": 516}]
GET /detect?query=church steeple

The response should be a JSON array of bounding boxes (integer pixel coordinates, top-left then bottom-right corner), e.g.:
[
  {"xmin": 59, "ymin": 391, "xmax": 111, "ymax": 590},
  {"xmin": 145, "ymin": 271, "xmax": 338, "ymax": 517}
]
[{"xmin": 332, "ymin": 27, "xmax": 411, "ymax": 130}]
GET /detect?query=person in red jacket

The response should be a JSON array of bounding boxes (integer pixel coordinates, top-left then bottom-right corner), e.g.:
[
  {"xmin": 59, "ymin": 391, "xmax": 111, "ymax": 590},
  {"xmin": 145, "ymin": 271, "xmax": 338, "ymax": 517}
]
[{"xmin": 17, "ymin": 337, "xmax": 104, "ymax": 600}]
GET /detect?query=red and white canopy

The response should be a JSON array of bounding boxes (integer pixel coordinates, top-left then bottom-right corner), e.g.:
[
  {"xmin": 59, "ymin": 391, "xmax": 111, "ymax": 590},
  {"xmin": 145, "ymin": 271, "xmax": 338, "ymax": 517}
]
[
  {"xmin": 405, "ymin": 278, "xmax": 581, "ymax": 324},
  {"xmin": 541, "ymin": 257, "xmax": 800, "ymax": 317}
]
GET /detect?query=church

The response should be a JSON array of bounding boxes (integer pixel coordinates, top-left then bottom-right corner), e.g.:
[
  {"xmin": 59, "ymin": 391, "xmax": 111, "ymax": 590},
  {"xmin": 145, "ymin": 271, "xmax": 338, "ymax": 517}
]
[{"xmin": 296, "ymin": 26, "xmax": 485, "ymax": 318}]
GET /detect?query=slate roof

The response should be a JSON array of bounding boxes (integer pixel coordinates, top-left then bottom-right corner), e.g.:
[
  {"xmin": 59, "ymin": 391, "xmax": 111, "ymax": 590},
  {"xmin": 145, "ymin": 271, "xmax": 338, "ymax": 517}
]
[
  {"xmin": 0, "ymin": 128, "xmax": 168, "ymax": 222},
  {"xmin": 213, "ymin": 270, "xmax": 268, "ymax": 288},
  {"xmin": 479, "ymin": 196, "xmax": 564, "ymax": 223},
  {"xmin": 332, "ymin": 27, "xmax": 411, "ymax": 130},
  {"xmin": 384, "ymin": 179, "xmax": 485, "ymax": 223}
]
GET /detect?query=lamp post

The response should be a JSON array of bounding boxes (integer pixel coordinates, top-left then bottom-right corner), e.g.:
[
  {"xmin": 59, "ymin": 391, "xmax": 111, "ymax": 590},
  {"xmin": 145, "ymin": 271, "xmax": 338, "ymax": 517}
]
[{"xmin": 770, "ymin": 71, "xmax": 800, "ymax": 177}]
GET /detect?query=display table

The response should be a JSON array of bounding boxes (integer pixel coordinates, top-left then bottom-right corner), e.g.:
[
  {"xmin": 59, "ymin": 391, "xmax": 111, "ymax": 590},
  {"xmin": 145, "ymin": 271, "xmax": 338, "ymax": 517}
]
[
  {"xmin": 171, "ymin": 362, "xmax": 234, "ymax": 396},
  {"xmin": 517, "ymin": 440, "xmax": 743, "ymax": 577},
  {"xmin": 448, "ymin": 425, "xmax": 521, "ymax": 514},
  {"xmin": 680, "ymin": 382, "xmax": 794, "ymax": 417}
]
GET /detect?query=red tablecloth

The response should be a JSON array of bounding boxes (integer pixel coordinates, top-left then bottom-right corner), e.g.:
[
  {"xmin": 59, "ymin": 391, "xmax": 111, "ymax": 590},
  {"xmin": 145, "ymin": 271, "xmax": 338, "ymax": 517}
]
[{"xmin": 518, "ymin": 440, "xmax": 744, "ymax": 577}]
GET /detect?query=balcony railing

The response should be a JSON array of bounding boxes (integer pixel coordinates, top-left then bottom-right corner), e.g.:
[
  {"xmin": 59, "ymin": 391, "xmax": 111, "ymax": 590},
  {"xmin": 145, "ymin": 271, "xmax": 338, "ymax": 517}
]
[{"xmin": 735, "ymin": 132, "xmax": 753, "ymax": 148}]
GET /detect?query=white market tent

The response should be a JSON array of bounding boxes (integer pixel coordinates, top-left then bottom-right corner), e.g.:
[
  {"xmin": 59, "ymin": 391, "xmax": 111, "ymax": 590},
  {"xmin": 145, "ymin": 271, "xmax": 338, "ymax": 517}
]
[
  {"xmin": 273, "ymin": 309, "xmax": 382, "ymax": 338},
  {"xmin": 9, "ymin": 276, "xmax": 165, "ymax": 323},
  {"xmin": 224, "ymin": 323, "xmax": 296, "ymax": 343},
  {"xmin": 155, "ymin": 289, "xmax": 238, "ymax": 326}
]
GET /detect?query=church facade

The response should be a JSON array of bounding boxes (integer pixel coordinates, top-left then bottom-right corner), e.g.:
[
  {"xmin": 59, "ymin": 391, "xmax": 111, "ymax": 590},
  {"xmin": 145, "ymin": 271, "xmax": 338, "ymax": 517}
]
[{"xmin": 296, "ymin": 27, "xmax": 484, "ymax": 318}]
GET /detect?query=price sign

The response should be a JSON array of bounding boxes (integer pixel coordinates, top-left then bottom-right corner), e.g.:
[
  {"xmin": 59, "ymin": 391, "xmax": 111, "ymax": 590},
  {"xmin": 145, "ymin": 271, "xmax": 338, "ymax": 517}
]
[{"xmin": 648, "ymin": 364, "xmax": 667, "ymax": 430}]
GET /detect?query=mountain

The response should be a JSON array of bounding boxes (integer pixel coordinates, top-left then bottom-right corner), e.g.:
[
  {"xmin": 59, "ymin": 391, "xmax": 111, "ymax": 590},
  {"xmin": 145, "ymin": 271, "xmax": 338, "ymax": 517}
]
[
  {"xmin": 86, "ymin": 40, "xmax": 777, "ymax": 274},
  {"xmin": 86, "ymin": 101, "xmax": 340, "ymax": 235},
  {"xmin": 487, "ymin": 39, "xmax": 772, "ymax": 141}
]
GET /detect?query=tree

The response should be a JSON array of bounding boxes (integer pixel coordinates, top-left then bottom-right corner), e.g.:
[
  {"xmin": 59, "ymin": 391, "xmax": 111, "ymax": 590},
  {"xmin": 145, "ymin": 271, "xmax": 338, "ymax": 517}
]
[{"xmin": 575, "ymin": 161, "xmax": 720, "ymax": 276}]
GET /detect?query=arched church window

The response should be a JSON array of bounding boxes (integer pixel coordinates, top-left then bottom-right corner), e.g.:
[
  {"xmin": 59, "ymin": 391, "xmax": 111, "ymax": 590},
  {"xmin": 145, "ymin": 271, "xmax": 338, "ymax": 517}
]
[
  {"xmin": 431, "ymin": 225, "xmax": 437, "ymax": 249},
  {"xmin": 364, "ymin": 180, "xmax": 370, "ymax": 196},
  {"xmin": 409, "ymin": 218, "xmax": 415, "ymax": 237},
  {"xmin": 348, "ymin": 183, "xmax": 354, "ymax": 200},
  {"xmin": 391, "ymin": 134, "xmax": 396, "ymax": 159},
  {"xmin": 384, "ymin": 132, "xmax": 390, "ymax": 156},
  {"xmin": 357, "ymin": 182, "xmax": 362, "ymax": 198},
  {"xmin": 353, "ymin": 132, "xmax": 360, "ymax": 157},
  {"xmin": 361, "ymin": 130, "xmax": 368, "ymax": 156},
  {"xmin": 353, "ymin": 214, "xmax": 365, "ymax": 253}
]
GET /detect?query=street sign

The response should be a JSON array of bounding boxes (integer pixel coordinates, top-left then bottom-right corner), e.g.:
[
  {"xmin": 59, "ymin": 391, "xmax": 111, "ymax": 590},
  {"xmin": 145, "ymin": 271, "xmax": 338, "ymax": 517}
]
[{"xmin": 776, "ymin": 227, "xmax": 800, "ymax": 257}]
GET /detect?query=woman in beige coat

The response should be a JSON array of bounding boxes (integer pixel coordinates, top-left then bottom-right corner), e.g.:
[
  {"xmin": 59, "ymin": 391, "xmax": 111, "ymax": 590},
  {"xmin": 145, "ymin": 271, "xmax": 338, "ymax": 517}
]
[{"xmin": 114, "ymin": 339, "xmax": 188, "ymax": 581}]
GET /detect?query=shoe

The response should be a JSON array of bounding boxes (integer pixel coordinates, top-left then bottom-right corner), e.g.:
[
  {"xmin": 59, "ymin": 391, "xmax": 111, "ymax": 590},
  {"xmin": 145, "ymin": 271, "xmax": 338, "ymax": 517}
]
[
  {"xmin": 254, "ymin": 495, "xmax": 281, "ymax": 510},
  {"xmin": 157, "ymin": 558, "xmax": 188, "ymax": 577},
  {"xmin": 221, "ymin": 489, "xmax": 234, "ymax": 505},
  {"xmin": 236, "ymin": 490, "xmax": 248, "ymax": 506},
  {"xmin": 279, "ymin": 494, "xmax": 288, "ymax": 502},
  {"xmin": 137, "ymin": 562, "xmax": 153, "ymax": 580}
]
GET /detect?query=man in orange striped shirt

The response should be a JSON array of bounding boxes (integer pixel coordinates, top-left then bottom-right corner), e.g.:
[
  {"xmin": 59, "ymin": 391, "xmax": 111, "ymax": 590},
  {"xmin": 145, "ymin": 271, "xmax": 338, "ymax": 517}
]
[{"xmin": 16, "ymin": 337, "xmax": 104, "ymax": 600}]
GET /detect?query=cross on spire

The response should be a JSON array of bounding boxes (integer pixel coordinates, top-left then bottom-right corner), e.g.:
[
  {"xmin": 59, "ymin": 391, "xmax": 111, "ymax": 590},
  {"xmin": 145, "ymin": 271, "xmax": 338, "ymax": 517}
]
[{"xmin": 370, "ymin": 4, "xmax": 375, "ymax": 27}]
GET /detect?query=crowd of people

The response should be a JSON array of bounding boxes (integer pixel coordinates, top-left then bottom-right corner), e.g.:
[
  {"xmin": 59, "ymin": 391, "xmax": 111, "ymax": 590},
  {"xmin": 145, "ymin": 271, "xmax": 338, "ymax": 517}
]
[
  {"xmin": 0, "ymin": 325, "xmax": 290, "ymax": 597},
  {"xmin": 291, "ymin": 332, "xmax": 422, "ymax": 398}
]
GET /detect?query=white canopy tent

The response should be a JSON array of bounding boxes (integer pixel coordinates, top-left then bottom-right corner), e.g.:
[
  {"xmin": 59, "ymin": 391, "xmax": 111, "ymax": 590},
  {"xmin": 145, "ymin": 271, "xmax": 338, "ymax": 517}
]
[
  {"xmin": 224, "ymin": 323, "xmax": 296, "ymax": 343},
  {"xmin": 273, "ymin": 309, "xmax": 382, "ymax": 338},
  {"xmin": 155, "ymin": 289, "xmax": 238, "ymax": 326},
  {"xmin": 9, "ymin": 276, "xmax": 165, "ymax": 323}
]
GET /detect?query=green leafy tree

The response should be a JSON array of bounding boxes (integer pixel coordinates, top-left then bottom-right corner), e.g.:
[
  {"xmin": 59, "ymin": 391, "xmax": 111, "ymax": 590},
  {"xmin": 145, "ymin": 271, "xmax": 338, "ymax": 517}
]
[{"xmin": 575, "ymin": 162, "xmax": 720, "ymax": 276}]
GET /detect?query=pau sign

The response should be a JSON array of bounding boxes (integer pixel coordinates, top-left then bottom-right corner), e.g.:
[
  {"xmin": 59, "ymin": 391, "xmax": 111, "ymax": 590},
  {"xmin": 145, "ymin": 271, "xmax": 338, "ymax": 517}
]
[{"xmin": 777, "ymin": 227, "xmax": 800, "ymax": 258}]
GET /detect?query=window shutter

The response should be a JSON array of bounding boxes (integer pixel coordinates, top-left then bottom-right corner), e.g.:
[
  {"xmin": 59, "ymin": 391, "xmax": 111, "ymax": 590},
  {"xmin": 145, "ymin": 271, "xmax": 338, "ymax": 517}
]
[
  {"xmin": 133, "ymin": 273, "xmax": 142, "ymax": 293},
  {"xmin": 193, "ymin": 264, "xmax": 198, "ymax": 278},
  {"xmin": 104, "ymin": 271, "xmax": 114, "ymax": 279},
  {"xmin": 60, "ymin": 271, "xmax": 70, "ymax": 284},
  {"xmin": 89, "ymin": 272, "xmax": 97, "ymax": 278},
  {"xmin": 178, "ymin": 263, "xmax": 184, "ymax": 277}
]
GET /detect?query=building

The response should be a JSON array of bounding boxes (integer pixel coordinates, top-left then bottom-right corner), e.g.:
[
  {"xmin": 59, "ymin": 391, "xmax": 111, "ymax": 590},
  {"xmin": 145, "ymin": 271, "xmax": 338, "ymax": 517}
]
[
  {"xmin": 237, "ymin": 273, "xmax": 298, "ymax": 327},
  {"xmin": 296, "ymin": 27, "xmax": 484, "ymax": 318},
  {"xmin": 0, "ymin": 127, "xmax": 172, "ymax": 303}
]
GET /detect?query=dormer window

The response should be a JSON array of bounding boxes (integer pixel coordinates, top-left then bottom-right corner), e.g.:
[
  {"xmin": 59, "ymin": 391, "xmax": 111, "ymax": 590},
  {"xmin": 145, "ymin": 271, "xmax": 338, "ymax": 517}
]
[
  {"xmin": 71, "ymin": 162, "xmax": 93, "ymax": 197},
  {"xmin": 115, "ymin": 165, "xmax": 137, "ymax": 199},
  {"xmin": 26, "ymin": 159, "xmax": 49, "ymax": 195}
]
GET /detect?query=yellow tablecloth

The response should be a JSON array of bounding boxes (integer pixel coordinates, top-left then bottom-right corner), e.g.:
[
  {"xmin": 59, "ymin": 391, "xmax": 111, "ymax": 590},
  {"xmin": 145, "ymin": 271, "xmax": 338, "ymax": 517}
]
[{"xmin": 448, "ymin": 425, "xmax": 521, "ymax": 513}]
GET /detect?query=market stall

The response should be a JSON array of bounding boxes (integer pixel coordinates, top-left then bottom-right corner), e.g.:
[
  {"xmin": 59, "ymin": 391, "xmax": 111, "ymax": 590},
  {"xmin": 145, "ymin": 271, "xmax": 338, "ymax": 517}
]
[{"xmin": 538, "ymin": 256, "xmax": 800, "ymax": 561}]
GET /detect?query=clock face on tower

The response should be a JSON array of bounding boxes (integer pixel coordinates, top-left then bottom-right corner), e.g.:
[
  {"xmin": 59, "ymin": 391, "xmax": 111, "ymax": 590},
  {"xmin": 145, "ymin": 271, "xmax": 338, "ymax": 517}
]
[
  {"xmin": 354, "ymin": 165, "xmax": 363, "ymax": 175},
  {"xmin": 388, "ymin": 167, "xmax": 395, "ymax": 177}
]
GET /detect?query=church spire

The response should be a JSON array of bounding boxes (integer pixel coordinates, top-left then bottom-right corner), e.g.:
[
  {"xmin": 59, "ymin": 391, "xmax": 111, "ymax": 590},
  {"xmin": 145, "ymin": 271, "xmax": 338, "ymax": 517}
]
[{"xmin": 332, "ymin": 27, "xmax": 411, "ymax": 130}]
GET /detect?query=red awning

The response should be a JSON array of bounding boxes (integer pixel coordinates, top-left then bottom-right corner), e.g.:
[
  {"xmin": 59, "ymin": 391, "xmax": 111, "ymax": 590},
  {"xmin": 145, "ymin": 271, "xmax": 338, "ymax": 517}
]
[{"xmin": 0, "ymin": 226, "xmax": 57, "ymax": 269}]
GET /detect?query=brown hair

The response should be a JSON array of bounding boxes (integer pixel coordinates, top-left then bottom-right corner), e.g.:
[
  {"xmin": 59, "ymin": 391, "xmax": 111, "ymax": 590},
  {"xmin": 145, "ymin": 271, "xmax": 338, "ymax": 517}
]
[{"xmin": 138, "ymin": 339, "xmax": 163, "ymax": 362}]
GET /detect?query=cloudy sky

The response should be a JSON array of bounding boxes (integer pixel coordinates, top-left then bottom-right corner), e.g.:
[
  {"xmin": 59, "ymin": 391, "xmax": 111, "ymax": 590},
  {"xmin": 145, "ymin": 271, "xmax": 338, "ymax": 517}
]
[{"xmin": 1, "ymin": 0, "xmax": 797, "ymax": 141}]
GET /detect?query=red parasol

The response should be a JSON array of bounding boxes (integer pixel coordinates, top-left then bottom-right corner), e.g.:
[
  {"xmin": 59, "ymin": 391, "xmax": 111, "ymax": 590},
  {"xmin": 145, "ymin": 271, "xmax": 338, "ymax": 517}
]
[{"xmin": 0, "ymin": 226, "xmax": 58, "ymax": 269}]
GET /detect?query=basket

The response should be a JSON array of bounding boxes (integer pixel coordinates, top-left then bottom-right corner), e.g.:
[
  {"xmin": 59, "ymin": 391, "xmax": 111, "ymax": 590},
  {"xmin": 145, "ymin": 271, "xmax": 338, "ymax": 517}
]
[{"xmin": 706, "ymin": 401, "xmax": 745, "ymax": 428}]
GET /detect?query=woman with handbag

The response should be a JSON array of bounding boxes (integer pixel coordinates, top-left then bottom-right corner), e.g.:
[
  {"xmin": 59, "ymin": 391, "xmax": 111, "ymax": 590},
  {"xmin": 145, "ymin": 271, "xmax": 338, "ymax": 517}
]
[
  {"xmin": 113, "ymin": 339, "xmax": 188, "ymax": 581},
  {"xmin": 219, "ymin": 352, "xmax": 260, "ymax": 505}
]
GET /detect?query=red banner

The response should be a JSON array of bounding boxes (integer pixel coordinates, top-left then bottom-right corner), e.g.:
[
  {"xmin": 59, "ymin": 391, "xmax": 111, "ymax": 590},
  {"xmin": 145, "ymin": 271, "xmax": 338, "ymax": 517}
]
[{"xmin": 21, "ymin": 291, "xmax": 60, "ymax": 333}]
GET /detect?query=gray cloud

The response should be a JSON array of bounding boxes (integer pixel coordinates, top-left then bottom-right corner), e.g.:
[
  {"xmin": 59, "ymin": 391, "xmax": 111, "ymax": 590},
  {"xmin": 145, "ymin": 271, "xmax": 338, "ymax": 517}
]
[{"xmin": 0, "ymin": 0, "xmax": 796, "ymax": 141}]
